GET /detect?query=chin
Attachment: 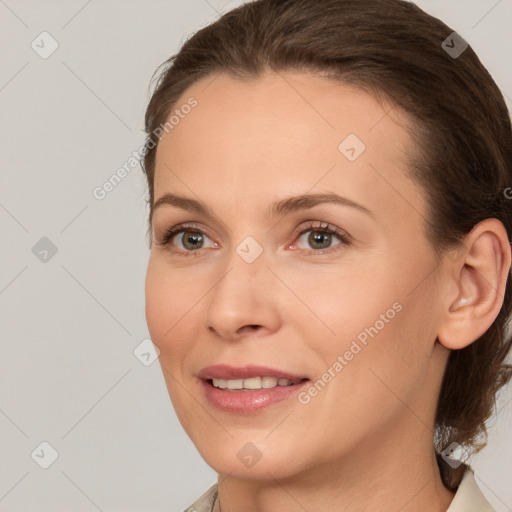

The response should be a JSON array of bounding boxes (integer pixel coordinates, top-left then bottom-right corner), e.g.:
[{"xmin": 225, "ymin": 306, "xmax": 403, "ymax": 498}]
[{"xmin": 190, "ymin": 433, "xmax": 312, "ymax": 481}]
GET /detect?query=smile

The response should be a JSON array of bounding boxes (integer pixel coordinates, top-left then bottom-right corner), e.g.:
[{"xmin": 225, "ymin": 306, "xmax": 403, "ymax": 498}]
[{"xmin": 211, "ymin": 376, "xmax": 305, "ymax": 390}]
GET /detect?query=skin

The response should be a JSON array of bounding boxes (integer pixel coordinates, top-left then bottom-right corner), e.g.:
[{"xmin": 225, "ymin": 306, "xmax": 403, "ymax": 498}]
[{"xmin": 144, "ymin": 71, "xmax": 511, "ymax": 512}]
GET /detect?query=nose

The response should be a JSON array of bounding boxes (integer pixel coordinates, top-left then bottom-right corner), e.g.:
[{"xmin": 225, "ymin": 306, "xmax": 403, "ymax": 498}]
[{"xmin": 205, "ymin": 258, "xmax": 281, "ymax": 341}]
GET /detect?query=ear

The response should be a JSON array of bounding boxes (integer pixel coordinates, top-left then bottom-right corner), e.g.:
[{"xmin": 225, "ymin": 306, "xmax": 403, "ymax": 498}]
[{"xmin": 437, "ymin": 218, "xmax": 511, "ymax": 350}]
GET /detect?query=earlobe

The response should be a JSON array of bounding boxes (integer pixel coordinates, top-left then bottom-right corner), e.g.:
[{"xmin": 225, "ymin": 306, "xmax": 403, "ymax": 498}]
[{"xmin": 437, "ymin": 219, "xmax": 511, "ymax": 351}]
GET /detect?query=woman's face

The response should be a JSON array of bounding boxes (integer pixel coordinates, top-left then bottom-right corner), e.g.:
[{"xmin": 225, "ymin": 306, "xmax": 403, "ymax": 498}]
[{"xmin": 145, "ymin": 71, "xmax": 450, "ymax": 480}]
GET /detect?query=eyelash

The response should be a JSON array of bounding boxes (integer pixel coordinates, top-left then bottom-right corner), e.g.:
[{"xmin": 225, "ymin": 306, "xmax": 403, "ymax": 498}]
[{"xmin": 155, "ymin": 221, "xmax": 352, "ymax": 258}]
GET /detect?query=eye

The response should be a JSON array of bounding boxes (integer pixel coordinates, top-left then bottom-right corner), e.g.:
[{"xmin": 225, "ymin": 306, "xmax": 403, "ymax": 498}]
[
  {"xmin": 155, "ymin": 222, "xmax": 217, "ymax": 257},
  {"xmin": 290, "ymin": 221, "xmax": 351, "ymax": 255}
]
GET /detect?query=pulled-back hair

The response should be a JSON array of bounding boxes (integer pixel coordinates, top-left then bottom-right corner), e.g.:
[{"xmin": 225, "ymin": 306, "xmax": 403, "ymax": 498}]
[{"xmin": 141, "ymin": 0, "xmax": 512, "ymax": 491}]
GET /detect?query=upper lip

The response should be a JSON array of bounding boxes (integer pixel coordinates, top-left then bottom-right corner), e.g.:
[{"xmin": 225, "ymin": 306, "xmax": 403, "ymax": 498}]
[{"xmin": 197, "ymin": 364, "xmax": 308, "ymax": 381}]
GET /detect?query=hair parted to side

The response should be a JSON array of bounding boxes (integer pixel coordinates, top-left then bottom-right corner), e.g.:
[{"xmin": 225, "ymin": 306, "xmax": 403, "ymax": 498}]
[{"xmin": 141, "ymin": 0, "xmax": 512, "ymax": 491}]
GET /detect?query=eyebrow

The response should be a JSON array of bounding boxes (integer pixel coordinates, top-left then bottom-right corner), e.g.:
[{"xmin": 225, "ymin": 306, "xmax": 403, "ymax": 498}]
[{"xmin": 152, "ymin": 192, "xmax": 374, "ymax": 220}]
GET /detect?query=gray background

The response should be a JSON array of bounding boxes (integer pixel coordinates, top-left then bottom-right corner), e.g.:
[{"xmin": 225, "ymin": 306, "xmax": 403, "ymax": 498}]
[{"xmin": 1, "ymin": 0, "xmax": 511, "ymax": 510}]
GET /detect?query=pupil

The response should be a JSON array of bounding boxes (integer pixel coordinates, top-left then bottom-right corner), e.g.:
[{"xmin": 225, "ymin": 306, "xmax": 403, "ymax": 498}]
[
  {"xmin": 310, "ymin": 231, "xmax": 330, "ymax": 249},
  {"xmin": 184, "ymin": 232, "xmax": 203, "ymax": 249}
]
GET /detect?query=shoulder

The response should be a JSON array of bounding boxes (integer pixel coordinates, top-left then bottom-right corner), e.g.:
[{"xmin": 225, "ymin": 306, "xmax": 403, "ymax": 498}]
[
  {"xmin": 446, "ymin": 467, "xmax": 495, "ymax": 512},
  {"xmin": 182, "ymin": 484, "xmax": 218, "ymax": 512},
  {"xmin": 182, "ymin": 472, "xmax": 495, "ymax": 512}
]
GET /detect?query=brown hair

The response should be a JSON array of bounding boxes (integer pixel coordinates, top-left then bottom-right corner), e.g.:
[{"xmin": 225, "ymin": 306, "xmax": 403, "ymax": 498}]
[{"xmin": 141, "ymin": 0, "xmax": 512, "ymax": 491}]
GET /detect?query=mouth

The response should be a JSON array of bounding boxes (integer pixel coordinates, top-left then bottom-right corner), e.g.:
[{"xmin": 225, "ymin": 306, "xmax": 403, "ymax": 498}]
[{"xmin": 197, "ymin": 364, "xmax": 311, "ymax": 412}]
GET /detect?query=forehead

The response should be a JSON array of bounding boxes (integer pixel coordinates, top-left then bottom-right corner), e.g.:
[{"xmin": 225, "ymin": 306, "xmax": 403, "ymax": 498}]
[{"xmin": 153, "ymin": 71, "xmax": 426, "ymax": 227}]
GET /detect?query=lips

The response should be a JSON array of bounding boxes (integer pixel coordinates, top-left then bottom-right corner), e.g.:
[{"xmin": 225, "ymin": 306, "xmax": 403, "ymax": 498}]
[
  {"xmin": 197, "ymin": 364, "xmax": 308, "ymax": 381},
  {"xmin": 196, "ymin": 364, "xmax": 310, "ymax": 412}
]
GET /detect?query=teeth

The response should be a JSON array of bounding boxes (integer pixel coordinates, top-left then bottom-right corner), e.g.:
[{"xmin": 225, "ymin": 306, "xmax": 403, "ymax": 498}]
[
  {"xmin": 211, "ymin": 376, "xmax": 302, "ymax": 390},
  {"xmin": 227, "ymin": 379, "xmax": 243, "ymax": 390},
  {"xmin": 262, "ymin": 376, "xmax": 277, "ymax": 388},
  {"xmin": 244, "ymin": 377, "xmax": 262, "ymax": 389}
]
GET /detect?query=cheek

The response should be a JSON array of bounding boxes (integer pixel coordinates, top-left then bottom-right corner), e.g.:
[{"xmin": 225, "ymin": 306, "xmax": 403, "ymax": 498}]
[
  {"xmin": 144, "ymin": 260, "xmax": 168, "ymax": 339},
  {"xmin": 298, "ymin": 265, "xmax": 398, "ymax": 347},
  {"xmin": 144, "ymin": 257, "xmax": 188, "ymax": 349},
  {"xmin": 145, "ymin": 261, "xmax": 199, "ymax": 422},
  {"xmin": 145, "ymin": 256, "xmax": 185, "ymax": 322},
  {"xmin": 304, "ymin": 260, "xmax": 432, "ymax": 403},
  {"xmin": 144, "ymin": 256, "xmax": 208, "ymax": 371}
]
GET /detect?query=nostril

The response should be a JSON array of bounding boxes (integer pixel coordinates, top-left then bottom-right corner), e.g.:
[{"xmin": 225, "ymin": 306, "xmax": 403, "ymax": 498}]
[{"xmin": 238, "ymin": 325, "xmax": 260, "ymax": 333}]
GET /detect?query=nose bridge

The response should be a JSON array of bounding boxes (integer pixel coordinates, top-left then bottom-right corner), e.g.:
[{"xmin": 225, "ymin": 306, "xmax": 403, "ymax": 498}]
[
  {"xmin": 210, "ymin": 239, "xmax": 268, "ymax": 309},
  {"xmin": 205, "ymin": 239, "xmax": 280, "ymax": 338}
]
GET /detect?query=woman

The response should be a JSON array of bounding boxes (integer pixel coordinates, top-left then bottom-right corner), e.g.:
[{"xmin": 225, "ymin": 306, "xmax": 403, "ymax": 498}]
[{"xmin": 141, "ymin": 0, "xmax": 512, "ymax": 510}]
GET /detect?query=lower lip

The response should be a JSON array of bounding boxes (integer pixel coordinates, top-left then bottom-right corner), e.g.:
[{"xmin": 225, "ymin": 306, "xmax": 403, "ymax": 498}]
[{"xmin": 200, "ymin": 379, "xmax": 310, "ymax": 413}]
